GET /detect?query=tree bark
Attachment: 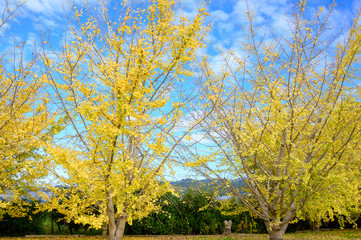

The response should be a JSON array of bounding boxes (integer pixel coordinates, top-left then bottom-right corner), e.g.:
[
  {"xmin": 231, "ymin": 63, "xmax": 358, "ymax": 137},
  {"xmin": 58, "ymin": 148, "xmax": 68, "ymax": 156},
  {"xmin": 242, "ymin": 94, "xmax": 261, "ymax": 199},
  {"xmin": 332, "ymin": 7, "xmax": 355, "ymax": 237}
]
[
  {"xmin": 266, "ymin": 222, "xmax": 288, "ymax": 240},
  {"xmin": 109, "ymin": 213, "xmax": 127, "ymax": 240},
  {"xmin": 57, "ymin": 222, "xmax": 62, "ymax": 233},
  {"xmin": 308, "ymin": 219, "xmax": 320, "ymax": 231},
  {"xmin": 223, "ymin": 220, "xmax": 232, "ymax": 235},
  {"xmin": 102, "ymin": 222, "xmax": 108, "ymax": 238},
  {"xmin": 108, "ymin": 191, "xmax": 127, "ymax": 240},
  {"xmin": 269, "ymin": 228, "xmax": 285, "ymax": 240}
]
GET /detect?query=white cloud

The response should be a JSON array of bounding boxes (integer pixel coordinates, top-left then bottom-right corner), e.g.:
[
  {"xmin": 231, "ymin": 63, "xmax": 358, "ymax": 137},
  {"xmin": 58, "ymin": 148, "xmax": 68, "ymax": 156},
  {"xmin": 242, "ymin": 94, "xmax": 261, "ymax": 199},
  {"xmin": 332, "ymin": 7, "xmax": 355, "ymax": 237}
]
[
  {"xmin": 25, "ymin": 0, "xmax": 69, "ymax": 16},
  {"xmin": 24, "ymin": 32, "xmax": 38, "ymax": 55},
  {"xmin": 24, "ymin": 0, "xmax": 98, "ymax": 15},
  {"xmin": 211, "ymin": 10, "xmax": 230, "ymax": 21},
  {"xmin": 209, "ymin": 53, "xmax": 227, "ymax": 74},
  {"xmin": 228, "ymin": 0, "xmax": 292, "ymax": 31},
  {"xmin": 230, "ymin": 0, "xmax": 248, "ymax": 24},
  {"xmin": 270, "ymin": 13, "xmax": 291, "ymax": 32},
  {"xmin": 180, "ymin": 0, "xmax": 200, "ymax": 11},
  {"xmin": 23, "ymin": 0, "xmax": 98, "ymax": 32},
  {"xmin": 39, "ymin": 16, "xmax": 57, "ymax": 28}
]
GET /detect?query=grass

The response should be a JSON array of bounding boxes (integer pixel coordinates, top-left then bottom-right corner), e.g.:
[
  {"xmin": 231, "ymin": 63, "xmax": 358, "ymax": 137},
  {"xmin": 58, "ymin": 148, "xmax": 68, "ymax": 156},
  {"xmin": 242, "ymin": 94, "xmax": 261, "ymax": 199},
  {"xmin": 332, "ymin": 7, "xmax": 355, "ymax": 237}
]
[{"xmin": 1, "ymin": 230, "xmax": 361, "ymax": 240}]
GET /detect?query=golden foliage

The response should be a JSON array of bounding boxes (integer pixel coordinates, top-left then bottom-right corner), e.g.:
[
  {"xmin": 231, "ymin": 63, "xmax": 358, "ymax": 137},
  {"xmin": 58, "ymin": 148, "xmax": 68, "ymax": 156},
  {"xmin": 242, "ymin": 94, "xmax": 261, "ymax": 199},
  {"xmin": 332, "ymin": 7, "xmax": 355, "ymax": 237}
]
[
  {"xmin": 187, "ymin": 1, "xmax": 361, "ymax": 238},
  {"xmin": 39, "ymin": 0, "xmax": 209, "ymax": 238},
  {"xmin": 0, "ymin": 1, "xmax": 54, "ymax": 219}
]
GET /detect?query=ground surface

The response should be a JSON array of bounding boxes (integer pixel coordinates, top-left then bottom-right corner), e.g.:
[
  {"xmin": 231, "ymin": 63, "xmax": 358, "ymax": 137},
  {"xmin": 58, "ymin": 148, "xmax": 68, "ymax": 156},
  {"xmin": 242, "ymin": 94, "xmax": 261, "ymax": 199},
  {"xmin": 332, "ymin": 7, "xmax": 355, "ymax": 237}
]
[{"xmin": 2, "ymin": 230, "xmax": 361, "ymax": 240}]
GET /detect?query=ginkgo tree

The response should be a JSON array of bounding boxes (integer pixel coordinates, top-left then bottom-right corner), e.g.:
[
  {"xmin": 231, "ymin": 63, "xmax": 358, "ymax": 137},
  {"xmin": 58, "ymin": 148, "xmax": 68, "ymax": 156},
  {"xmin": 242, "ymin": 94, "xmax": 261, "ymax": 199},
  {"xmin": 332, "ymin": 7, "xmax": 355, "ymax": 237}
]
[
  {"xmin": 40, "ymin": 0, "xmax": 209, "ymax": 239},
  {"xmin": 300, "ymin": 169, "xmax": 361, "ymax": 231},
  {"xmin": 184, "ymin": 1, "xmax": 361, "ymax": 240},
  {"xmin": 0, "ymin": 0, "xmax": 52, "ymax": 219}
]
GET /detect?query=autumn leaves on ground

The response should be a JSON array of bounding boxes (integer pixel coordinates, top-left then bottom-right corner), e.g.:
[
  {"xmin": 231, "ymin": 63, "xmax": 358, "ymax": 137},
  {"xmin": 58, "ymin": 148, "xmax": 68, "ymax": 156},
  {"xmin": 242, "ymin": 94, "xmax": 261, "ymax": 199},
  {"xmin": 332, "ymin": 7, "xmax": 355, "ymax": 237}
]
[
  {"xmin": 3, "ymin": 230, "xmax": 361, "ymax": 240},
  {"xmin": 1, "ymin": 0, "xmax": 361, "ymax": 240}
]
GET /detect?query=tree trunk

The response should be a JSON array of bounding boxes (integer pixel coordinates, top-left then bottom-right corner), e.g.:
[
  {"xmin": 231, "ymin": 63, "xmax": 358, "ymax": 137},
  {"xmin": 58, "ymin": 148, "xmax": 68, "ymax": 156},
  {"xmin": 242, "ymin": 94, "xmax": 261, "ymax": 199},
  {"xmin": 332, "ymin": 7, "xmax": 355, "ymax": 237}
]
[
  {"xmin": 269, "ymin": 228, "xmax": 285, "ymax": 240},
  {"xmin": 108, "ymin": 191, "xmax": 127, "ymax": 240},
  {"xmin": 266, "ymin": 223, "xmax": 288, "ymax": 240},
  {"xmin": 308, "ymin": 219, "xmax": 320, "ymax": 231},
  {"xmin": 69, "ymin": 223, "xmax": 73, "ymax": 235},
  {"xmin": 109, "ymin": 213, "xmax": 127, "ymax": 240},
  {"xmin": 264, "ymin": 203, "xmax": 295, "ymax": 240},
  {"xmin": 102, "ymin": 222, "xmax": 108, "ymax": 238},
  {"xmin": 305, "ymin": 214, "xmax": 320, "ymax": 231},
  {"xmin": 57, "ymin": 222, "xmax": 62, "ymax": 233},
  {"xmin": 223, "ymin": 220, "xmax": 232, "ymax": 235},
  {"xmin": 51, "ymin": 219, "xmax": 54, "ymax": 234}
]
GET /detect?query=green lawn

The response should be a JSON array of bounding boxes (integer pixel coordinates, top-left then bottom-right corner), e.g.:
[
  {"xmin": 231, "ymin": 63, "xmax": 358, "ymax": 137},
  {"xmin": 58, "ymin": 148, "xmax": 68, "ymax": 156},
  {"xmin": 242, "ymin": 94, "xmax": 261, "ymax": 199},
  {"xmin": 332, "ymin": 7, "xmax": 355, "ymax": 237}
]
[{"xmin": 2, "ymin": 230, "xmax": 361, "ymax": 240}]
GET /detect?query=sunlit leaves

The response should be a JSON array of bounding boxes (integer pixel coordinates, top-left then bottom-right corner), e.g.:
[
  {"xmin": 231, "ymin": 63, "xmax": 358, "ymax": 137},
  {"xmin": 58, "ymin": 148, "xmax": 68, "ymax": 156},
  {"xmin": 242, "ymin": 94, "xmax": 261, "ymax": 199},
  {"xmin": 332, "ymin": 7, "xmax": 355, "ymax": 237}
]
[
  {"xmin": 41, "ymin": 0, "xmax": 209, "ymax": 238},
  {"xmin": 187, "ymin": 1, "xmax": 361, "ymax": 239},
  {"xmin": 0, "ymin": 34, "xmax": 54, "ymax": 218}
]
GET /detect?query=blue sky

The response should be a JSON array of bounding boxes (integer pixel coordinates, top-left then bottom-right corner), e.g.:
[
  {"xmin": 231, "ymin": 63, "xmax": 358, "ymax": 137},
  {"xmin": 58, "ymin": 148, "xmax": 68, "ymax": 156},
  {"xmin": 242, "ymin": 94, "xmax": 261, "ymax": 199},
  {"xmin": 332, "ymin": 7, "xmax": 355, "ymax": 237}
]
[
  {"xmin": 1, "ymin": 0, "xmax": 360, "ymax": 72},
  {"xmin": 1, "ymin": 0, "xmax": 360, "ymax": 180}
]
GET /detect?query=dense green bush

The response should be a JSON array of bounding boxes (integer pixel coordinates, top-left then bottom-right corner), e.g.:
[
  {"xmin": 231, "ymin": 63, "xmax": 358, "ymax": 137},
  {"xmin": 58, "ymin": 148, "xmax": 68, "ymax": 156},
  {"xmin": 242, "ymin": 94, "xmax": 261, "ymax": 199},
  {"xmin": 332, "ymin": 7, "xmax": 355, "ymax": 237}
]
[
  {"xmin": 5, "ymin": 189, "xmax": 332, "ymax": 236},
  {"xmin": 181, "ymin": 189, "xmax": 221, "ymax": 234},
  {"xmin": 0, "ymin": 201, "xmax": 99, "ymax": 236},
  {"xmin": 0, "ymin": 202, "xmax": 47, "ymax": 236},
  {"xmin": 125, "ymin": 189, "xmax": 266, "ymax": 235},
  {"xmin": 125, "ymin": 192, "xmax": 188, "ymax": 235}
]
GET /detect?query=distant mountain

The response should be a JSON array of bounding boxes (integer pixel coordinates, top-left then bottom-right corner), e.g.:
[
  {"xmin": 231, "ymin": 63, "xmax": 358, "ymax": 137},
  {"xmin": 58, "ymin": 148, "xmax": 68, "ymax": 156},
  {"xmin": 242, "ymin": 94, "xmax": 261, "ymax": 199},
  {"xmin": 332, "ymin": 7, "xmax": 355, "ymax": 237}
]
[
  {"xmin": 2, "ymin": 180, "xmax": 246, "ymax": 202},
  {"xmin": 170, "ymin": 178, "xmax": 247, "ymax": 195},
  {"xmin": 0, "ymin": 187, "xmax": 53, "ymax": 202},
  {"xmin": 170, "ymin": 178, "xmax": 211, "ymax": 188}
]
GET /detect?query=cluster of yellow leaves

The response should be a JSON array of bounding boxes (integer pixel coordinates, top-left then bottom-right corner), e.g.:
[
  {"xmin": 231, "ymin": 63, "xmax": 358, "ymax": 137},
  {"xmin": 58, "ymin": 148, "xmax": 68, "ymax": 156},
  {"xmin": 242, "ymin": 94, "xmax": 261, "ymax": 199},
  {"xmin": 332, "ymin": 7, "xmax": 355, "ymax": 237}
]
[
  {"xmin": 39, "ymin": 0, "xmax": 209, "ymax": 232},
  {"xmin": 188, "ymin": 1, "xmax": 361, "ymax": 234},
  {"xmin": 0, "ymin": 53, "xmax": 54, "ymax": 219}
]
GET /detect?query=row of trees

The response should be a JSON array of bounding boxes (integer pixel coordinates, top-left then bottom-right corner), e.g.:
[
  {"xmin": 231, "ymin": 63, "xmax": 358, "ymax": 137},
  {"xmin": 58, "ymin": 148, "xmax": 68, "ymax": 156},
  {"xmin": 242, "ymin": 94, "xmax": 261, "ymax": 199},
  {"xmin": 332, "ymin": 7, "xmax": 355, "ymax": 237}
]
[
  {"xmin": 2, "ymin": 188, "xmax": 359, "ymax": 236},
  {"xmin": 0, "ymin": 189, "xmax": 266, "ymax": 236},
  {"xmin": 1, "ymin": 0, "xmax": 361, "ymax": 240}
]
